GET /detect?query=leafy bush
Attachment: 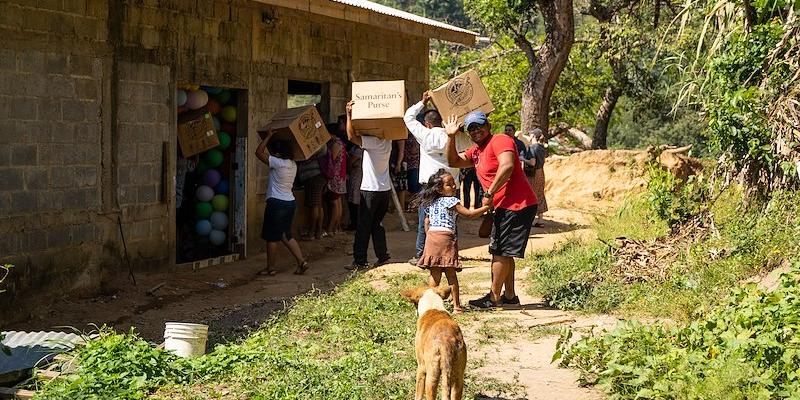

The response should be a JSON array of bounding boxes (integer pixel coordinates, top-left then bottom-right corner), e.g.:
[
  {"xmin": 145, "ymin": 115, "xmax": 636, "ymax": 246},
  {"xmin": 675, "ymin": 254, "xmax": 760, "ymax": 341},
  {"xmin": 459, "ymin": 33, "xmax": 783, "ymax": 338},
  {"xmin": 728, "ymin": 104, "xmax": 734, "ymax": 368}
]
[
  {"xmin": 36, "ymin": 329, "xmax": 190, "ymax": 400},
  {"xmin": 555, "ymin": 263, "xmax": 800, "ymax": 399},
  {"xmin": 646, "ymin": 165, "xmax": 708, "ymax": 227},
  {"xmin": 699, "ymin": 19, "xmax": 797, "ymax": 194}
]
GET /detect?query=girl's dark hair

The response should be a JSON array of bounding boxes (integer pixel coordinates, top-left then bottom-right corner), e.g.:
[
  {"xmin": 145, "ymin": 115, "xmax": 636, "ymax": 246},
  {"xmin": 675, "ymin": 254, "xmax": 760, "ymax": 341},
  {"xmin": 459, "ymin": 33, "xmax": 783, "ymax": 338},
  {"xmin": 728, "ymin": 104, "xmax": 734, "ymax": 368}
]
[{"xmin": 414, "ymin": 168, "xmax": 451, "ymax": 208}]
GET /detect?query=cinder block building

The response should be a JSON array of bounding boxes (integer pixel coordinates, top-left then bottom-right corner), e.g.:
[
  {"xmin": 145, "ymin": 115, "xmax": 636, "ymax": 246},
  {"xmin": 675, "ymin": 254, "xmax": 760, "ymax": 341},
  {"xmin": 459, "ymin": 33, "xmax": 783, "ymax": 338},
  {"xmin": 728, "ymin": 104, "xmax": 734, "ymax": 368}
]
[{"xmin": 0, "ymin": 0, "xmax": 475, "ymax": 321}]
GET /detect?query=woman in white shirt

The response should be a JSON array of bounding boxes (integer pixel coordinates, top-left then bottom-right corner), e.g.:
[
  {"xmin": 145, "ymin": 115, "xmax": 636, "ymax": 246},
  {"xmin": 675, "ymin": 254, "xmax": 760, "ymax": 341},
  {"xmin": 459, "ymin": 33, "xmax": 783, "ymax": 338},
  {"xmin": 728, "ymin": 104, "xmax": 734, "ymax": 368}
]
[{"xmin": 255, "ymin": 130, "xmax": 309, "ymax": 276}]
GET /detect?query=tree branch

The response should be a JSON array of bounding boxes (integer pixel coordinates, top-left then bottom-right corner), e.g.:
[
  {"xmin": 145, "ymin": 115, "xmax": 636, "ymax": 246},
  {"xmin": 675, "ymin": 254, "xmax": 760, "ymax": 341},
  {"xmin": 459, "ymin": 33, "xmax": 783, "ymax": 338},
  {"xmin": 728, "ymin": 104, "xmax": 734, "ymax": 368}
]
[
  {"xmin": 457, "ymin": 48, "xmax": 524, "ymax": 71},
  {"xmin": 513, "ymin": 32, "xmax": 538, "ymax": 65}
]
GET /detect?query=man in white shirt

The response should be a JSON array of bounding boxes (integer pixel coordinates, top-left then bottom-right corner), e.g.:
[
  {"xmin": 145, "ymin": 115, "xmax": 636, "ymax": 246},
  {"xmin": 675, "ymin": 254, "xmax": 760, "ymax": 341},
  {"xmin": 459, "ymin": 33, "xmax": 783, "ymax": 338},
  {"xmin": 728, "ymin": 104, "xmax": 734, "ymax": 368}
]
[
  {"xmin": 403, "ymin": 91, "xmax": 461, "ymax": 264},
  {"xmin": 345, "ymin": 100, "xmax": 392, "ymax": 270}
]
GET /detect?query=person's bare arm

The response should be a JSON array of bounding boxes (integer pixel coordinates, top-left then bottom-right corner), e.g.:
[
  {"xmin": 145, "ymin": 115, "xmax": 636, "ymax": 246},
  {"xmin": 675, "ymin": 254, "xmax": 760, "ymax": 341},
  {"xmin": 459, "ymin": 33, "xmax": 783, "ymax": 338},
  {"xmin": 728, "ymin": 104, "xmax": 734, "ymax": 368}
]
[
  {"xmin": 346, "ymin": 100, "xmax": 363, "ymax": 148},
  {"xmin": 424, "ymin": 216, "xmax": 429, "ymax": 232},
  {"xmin": 255, "ymin": 130, "xmax": 274, "ymax": 166},
  {"xmin": 523, "ymin": 157, "xmax": 537, "ymax": 168},
  {"xmin": 394, "ymin": 139, "xmax": 405, "ymax": 173},
  {"xmin": 452, "ymin": 203, "xmax": 491, "ymax": 219},
  {"xmin": 444, "ymin": 115, "xmax": 473, "ymax": 169}
]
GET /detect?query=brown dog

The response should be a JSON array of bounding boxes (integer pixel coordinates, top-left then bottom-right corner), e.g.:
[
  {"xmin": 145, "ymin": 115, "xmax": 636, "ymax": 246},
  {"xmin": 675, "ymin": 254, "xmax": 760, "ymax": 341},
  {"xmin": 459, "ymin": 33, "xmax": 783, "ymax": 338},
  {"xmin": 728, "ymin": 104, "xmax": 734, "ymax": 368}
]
[{"xmin": 402, "ymin": 286, "xmax": 467, "ymax": 400}]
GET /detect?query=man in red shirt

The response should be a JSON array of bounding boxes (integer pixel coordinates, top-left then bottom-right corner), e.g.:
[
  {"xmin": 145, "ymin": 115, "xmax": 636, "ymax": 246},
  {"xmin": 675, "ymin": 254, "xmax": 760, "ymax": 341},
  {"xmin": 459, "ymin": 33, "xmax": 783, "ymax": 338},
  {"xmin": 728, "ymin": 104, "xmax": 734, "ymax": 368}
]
[{"xmin": 445, "ymin": 111, "xmax": 538, "ymax": 308}]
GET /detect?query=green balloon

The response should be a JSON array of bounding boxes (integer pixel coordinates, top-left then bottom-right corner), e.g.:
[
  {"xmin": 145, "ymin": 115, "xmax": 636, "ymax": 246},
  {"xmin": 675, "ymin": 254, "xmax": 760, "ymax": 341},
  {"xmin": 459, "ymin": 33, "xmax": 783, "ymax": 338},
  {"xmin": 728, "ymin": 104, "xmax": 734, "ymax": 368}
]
[
  {"xmin": 216, "ymin": 131, "xmax": 231, "ymax": 151},
  {"xmin": 214, "ymin": 90, "xmax": 231, "ymax": 105},
  {"xmin": 211, "ymin": 194, "xmax": 229, "ymax": 211},
  {"xmin": 195, "ymin": 202, "xmax": 213, "ymax": 218},
  {"xmin": 203, "ymin": 149, "xmax": 224, "ymax": 168}
]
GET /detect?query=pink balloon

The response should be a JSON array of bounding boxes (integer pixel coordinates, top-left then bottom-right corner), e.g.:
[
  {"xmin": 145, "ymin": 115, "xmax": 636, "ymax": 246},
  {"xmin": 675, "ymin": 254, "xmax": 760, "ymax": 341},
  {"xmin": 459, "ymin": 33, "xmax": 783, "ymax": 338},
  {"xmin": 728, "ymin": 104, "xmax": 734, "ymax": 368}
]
[
  {"xmin": 186, "ymin": 90, "xmax": 209, "ymax": 110},
  {"xmin": 203, "ymin": 169, "xmax": 221, "ymax": 187}
]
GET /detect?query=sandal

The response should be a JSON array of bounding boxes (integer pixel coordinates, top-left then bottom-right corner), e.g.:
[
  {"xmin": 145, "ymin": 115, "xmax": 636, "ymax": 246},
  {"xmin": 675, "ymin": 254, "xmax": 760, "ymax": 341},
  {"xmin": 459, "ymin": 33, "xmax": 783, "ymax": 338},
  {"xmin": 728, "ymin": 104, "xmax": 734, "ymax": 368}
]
[
  {"xmin": 533, "ymin": 222, "xmax": 544, "ymax": 228},
  {"xmin": 294, "ymin": 261, "xmax": 310, "ymax": 275},
  {"xmin": 258, "ymin": 268, "xmax": 278, "ymax": 276}
]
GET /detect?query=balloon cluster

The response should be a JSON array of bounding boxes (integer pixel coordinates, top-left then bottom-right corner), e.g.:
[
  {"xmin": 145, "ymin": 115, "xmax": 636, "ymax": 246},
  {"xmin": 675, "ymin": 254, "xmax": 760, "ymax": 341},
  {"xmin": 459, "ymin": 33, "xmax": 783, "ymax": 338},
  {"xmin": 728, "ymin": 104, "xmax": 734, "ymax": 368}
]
[{"xmin": 177, "ymin": 85, "xmax": 238, "ymax": 247}]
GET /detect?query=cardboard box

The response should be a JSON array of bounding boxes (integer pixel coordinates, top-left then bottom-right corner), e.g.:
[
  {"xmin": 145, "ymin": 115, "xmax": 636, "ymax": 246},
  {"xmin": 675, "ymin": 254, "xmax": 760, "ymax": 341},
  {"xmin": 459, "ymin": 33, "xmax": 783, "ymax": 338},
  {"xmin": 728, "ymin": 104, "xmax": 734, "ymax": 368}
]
[
  {"xmin": 430, "ymin": 69, "xmax": 494, "ymax": 125},
  {"xmin": 178, "ymin": 109, "xmax": 219, "ymax": 157},
  {"xmin": 351, "ymin": 80, "xmax": 408, "ymax": 140},
  {"xmin": 259, "ymin": 105, "xmax": 329, "ymax": 161}
]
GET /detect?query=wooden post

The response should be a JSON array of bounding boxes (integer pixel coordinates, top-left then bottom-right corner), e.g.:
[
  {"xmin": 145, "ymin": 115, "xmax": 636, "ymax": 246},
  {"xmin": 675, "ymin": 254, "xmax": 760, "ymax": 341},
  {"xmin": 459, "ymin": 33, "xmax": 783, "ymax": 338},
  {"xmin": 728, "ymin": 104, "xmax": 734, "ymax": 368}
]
[{"xmin": 390, "ymin": 184, "xmax": 409, "ymax": 232}]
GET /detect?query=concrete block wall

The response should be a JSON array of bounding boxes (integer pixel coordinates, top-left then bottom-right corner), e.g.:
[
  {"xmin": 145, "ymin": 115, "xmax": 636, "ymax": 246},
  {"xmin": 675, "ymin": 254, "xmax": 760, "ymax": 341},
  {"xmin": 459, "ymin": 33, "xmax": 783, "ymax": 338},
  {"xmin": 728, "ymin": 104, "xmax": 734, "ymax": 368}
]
[
  {"xmin": 114, "ymin": 61, "xmax": 173, "ymax": 262},
  {"xmin": 0, "ymin": 0, "xmax": 432, "ymax": 321},
  {"xmin": 0, "ymin": 0, "xmax": 113, "ymax": 319}
]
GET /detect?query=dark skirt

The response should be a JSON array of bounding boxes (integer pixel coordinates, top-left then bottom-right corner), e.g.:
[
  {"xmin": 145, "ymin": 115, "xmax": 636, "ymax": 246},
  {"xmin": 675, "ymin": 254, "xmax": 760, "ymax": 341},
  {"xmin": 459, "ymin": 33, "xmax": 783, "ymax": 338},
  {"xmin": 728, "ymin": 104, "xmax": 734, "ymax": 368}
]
[
  {"xmin": 417, "ymin": 230, "xmax": 462, "ymax": 271},
  {"xmin": 262, "ymin": 198, "xmax": 296, "ymax": 242}
]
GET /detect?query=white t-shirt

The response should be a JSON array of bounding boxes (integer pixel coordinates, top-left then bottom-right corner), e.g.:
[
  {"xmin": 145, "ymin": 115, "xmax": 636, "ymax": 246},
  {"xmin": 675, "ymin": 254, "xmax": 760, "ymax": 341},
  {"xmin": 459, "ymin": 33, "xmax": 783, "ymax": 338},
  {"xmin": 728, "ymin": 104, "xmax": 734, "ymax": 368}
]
[
  {"xmin": 403, "ymin": 101, "xmax": 461, "ymax": 186},
  {"xmin": 360, "ymin": 135, "xmax": 392, "ymax": 192},
  {"xmin": 266, "ymin": 155, "xmax": 297, "ymax": 201}
]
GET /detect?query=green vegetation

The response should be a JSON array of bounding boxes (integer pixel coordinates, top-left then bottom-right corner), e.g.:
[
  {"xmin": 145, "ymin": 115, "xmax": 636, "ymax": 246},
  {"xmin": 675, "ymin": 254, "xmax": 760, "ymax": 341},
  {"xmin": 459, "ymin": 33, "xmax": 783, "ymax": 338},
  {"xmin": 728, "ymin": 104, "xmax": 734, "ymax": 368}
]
[
  {"xmin": 35, "ymin": 329, "xmax": 190, "ymax": 400},
  {"xmin": 34, "ymin": 278, "xmax": 522, "ymax": 400},
  {"xmin": 527, "ymin": 188, "xmax": 800, "ymax": 320},
  {"xmin": 555, "ymin": 263, "xmax": 800, "ymax": 399}
]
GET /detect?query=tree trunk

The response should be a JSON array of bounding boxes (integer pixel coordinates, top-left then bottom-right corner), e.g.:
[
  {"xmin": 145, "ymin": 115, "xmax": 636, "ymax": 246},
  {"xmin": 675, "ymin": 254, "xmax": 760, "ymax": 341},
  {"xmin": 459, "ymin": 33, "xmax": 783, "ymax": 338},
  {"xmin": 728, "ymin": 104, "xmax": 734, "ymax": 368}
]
[
  {"xmin": 591, "ymin": 86, "xmax": 621, "ymax": 149},
  {"xmin": 517, "ymin": 0, "xmax": 575, "ymax": 135}
]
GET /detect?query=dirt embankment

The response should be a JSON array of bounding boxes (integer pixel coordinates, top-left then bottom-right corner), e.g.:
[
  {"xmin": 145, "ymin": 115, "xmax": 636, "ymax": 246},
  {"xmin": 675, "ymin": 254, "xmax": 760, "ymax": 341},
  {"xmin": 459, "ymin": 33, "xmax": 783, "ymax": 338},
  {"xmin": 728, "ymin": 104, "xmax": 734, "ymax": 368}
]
[{"xmin": 544, "ymin": 149, "xmax": 649, "ymax": 210}]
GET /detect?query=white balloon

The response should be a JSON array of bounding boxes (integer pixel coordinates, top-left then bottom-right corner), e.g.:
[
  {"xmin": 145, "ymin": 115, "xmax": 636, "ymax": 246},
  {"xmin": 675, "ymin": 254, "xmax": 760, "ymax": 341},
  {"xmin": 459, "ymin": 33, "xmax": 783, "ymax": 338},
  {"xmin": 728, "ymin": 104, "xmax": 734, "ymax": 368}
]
[{"xmin": 196, "ymin": 185, "xmax": 214, "ymax": 202}]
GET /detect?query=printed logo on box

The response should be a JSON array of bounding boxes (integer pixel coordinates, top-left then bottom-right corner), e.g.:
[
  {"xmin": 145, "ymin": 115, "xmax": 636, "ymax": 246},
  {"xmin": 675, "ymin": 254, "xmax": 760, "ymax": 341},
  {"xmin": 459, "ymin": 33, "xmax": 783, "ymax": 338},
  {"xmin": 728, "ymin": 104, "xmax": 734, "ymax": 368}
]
[
  {"xmin": 445, "ymin": 76, "xmax": 474, "ymax": 107},
  {"xmin": 298, "ymin": 114, "xmax": 317, "ymax": 140}
]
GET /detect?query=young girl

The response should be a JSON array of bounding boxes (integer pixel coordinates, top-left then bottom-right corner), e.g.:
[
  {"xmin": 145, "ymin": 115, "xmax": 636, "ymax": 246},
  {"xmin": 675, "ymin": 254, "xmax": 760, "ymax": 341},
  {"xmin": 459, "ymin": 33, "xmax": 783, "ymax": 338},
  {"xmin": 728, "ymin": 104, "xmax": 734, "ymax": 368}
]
[{"xmin": 416, "ymin": 169, "xmax": 492, "ymax": 313}]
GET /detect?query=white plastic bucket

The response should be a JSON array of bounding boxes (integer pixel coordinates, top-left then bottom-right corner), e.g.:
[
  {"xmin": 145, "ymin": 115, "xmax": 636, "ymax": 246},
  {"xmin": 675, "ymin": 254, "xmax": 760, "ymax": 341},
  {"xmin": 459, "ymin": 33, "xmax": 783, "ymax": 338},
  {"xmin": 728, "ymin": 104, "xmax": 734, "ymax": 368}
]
[{"xmin": 164, "ymin": 322, "xmax": 208, "ymax": 358}]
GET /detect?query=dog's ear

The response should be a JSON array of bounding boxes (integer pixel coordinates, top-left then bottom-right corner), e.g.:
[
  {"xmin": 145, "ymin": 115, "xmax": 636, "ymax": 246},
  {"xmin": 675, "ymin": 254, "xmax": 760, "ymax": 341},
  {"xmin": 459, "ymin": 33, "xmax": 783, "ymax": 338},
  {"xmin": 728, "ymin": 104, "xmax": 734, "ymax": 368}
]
[
  {"xmin": 401, "ymin": 288, "xmax": 421, "ymax": 305},
  {"xmin": 435, "ymin": 285, "xmax": 452, "ymax": 300}
]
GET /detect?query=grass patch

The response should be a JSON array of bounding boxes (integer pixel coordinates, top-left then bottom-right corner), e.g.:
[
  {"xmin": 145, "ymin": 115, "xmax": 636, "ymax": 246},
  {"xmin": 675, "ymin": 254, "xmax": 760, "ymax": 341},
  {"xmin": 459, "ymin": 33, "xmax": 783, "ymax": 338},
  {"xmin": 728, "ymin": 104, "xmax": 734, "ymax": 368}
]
[
  {"xmin": 36, "ymin": 276, "xmax": 523, "ymax": 399},
  {"xmin": 527, "ymin": 189, "xmax": 800, "ymax": 320}
]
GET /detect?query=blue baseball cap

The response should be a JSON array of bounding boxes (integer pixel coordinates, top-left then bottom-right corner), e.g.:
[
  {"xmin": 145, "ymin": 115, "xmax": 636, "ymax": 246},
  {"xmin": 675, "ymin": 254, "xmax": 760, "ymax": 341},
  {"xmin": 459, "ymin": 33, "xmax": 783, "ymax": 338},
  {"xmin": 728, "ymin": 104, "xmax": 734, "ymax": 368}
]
[{"xmin": 464, "ymin": 111, "xmax": 488, "ymax": 129}]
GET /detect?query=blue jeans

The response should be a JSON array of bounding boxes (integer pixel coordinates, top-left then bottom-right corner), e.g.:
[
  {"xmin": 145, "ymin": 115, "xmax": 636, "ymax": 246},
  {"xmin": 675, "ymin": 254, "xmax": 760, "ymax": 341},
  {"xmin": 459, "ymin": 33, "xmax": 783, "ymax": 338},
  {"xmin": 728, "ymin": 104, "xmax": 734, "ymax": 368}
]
[{"xmin": 415, "ymin": 206, "xmax": 426, "ymax": 258}]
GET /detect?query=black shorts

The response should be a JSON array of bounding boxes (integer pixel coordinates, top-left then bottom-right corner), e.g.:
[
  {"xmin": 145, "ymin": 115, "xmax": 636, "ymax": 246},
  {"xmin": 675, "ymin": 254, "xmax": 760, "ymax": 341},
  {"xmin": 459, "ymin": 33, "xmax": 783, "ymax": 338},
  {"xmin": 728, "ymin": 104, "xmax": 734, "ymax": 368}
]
[
  {"xmin": 489, "ymin": 205, "xmax": 538, "ymax": 258},
  {"xmin": 262, "ymin": 198, "xmax": 296, "ymax": 242}
]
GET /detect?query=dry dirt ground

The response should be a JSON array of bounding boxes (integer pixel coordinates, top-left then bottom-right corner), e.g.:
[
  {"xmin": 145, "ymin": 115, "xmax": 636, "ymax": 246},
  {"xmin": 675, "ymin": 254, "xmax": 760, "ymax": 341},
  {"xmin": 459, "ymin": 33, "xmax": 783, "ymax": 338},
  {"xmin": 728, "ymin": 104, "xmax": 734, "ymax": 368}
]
[{"xmin": 9, "ymin": 150, "xmax": 651, "ymax": 398}]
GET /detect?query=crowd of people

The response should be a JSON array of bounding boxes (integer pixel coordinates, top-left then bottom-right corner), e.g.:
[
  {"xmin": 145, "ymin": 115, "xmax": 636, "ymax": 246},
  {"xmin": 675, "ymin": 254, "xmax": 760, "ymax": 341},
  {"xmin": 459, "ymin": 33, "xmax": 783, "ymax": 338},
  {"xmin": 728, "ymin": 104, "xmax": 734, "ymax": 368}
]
[{"xmin": 256, "ymin": 92, "xmax": 549, "ymax": 309}]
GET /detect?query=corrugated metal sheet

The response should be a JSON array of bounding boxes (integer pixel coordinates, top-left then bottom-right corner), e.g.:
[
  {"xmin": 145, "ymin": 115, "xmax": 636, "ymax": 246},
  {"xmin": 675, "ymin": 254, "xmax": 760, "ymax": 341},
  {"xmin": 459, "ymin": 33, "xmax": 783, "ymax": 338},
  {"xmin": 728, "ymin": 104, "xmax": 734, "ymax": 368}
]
[
  {"xmin": 329, "ymin": 0, "xmax": 478, "ymax": 36},
  {"xmin": 0, "ymin": 331, "xmax": 84, "ymax": 384}
]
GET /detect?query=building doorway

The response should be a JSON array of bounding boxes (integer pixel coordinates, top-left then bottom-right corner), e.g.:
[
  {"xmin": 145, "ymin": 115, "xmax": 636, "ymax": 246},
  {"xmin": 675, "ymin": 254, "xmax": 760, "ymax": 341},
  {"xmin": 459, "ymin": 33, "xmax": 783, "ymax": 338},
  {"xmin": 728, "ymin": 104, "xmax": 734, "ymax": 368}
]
[{"xmin": 175, "ymin": 85, "xmax": 247, "ymax": 265}]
